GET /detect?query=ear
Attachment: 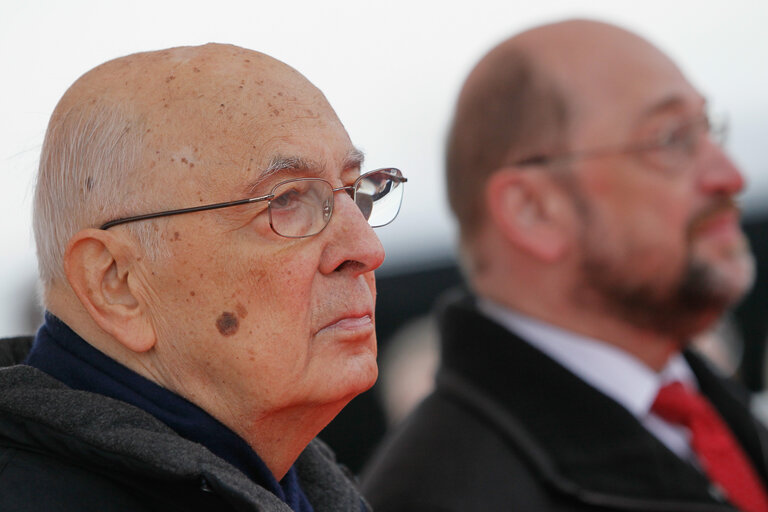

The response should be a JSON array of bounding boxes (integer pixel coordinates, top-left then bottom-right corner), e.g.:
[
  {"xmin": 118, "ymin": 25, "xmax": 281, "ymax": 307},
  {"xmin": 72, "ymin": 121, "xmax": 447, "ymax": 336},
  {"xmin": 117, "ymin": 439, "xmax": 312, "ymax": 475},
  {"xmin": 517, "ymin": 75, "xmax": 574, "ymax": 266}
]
[
  {"xmin": 485, "ymin": 168, "xmax": 573, "ymax": 262},
  {"xmin": 63, "ymin": 228, "xmax": 156, "ymax": 353}
]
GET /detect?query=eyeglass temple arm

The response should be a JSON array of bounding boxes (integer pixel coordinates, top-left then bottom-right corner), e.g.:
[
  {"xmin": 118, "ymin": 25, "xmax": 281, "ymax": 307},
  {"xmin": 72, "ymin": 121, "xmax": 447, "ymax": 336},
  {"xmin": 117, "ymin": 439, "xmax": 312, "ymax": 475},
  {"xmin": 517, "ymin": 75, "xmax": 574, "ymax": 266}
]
[
  {"xmin": 100, "ymin": 172, "xmax": 406, "ymax": 230},
  {"xmin": 99, "ymin": 195, "xmax": 271, "ymax": 230}
]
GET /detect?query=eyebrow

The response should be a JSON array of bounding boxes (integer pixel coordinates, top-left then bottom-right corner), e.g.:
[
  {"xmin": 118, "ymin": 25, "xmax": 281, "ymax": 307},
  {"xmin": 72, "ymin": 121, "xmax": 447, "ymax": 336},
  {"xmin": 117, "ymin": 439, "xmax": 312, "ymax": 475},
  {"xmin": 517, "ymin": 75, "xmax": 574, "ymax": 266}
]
[
  {"xmin": 637, "ymin": 94, "xmax": 707, "ymax": 123},
  {"xmin": 245, "ymin": 147, "xmax": 365, "ymax": 195}
]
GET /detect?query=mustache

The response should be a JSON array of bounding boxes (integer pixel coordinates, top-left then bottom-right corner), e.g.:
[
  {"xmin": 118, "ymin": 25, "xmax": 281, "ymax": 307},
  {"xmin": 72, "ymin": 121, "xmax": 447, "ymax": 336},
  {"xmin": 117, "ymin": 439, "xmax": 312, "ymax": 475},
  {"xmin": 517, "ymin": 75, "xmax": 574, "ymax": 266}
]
[{"xmin": 686, "ymin": 197, "xmax": 741, "ymax": 240}]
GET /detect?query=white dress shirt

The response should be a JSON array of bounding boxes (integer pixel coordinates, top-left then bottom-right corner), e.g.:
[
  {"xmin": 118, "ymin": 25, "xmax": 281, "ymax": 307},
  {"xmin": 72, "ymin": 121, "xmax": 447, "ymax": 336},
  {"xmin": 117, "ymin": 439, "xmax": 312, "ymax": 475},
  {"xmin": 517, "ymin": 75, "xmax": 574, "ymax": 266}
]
[{"xmin": 478, "ymin": 298, "xmax": 699, "ymax": 463}]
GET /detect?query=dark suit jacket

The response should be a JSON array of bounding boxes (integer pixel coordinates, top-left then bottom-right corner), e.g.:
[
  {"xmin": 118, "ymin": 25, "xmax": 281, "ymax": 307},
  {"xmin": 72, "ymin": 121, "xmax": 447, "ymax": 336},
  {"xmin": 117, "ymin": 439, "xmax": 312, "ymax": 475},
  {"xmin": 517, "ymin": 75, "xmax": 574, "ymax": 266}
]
[{"xmin": 361, "ymin": 292, "xmax": 768, "ymax": 511}]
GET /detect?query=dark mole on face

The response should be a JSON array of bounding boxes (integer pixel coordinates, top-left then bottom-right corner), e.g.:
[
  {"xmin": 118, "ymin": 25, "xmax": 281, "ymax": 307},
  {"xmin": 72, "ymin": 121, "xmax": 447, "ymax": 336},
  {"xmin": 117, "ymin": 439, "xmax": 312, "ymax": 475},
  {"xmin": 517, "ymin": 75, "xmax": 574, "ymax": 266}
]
[{"xmin": 216, "ymin": 312, "xmax": 239, "ymax": 337}]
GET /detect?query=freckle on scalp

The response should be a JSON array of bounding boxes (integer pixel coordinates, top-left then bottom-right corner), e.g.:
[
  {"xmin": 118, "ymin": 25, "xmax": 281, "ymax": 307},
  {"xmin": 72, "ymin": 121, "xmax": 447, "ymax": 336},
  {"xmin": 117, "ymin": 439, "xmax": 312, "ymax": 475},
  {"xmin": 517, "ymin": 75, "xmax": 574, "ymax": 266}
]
[{"xmin": 216, "ymin": 312, "xmax": 239, "ymax": 336}]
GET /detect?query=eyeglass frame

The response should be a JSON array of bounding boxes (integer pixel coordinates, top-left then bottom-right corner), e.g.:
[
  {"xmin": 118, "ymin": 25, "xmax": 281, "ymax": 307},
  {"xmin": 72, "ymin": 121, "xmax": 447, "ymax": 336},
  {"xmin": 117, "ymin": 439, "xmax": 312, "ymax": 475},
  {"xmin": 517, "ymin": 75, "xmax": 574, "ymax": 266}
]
[
  {"xmin": 99, "ymin": 167, "xmax": 407, "ymax": 237},
  {"xmin": 512, "ymin": 112, "xmax": 727, "ymax": 170}
]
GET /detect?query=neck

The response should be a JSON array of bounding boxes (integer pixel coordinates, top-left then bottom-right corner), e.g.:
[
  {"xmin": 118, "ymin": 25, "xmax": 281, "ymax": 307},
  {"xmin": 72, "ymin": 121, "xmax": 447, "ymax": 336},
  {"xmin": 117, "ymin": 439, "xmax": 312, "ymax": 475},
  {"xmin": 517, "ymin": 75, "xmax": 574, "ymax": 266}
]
[
  {"xmin": 235, "ymin": 399, "xmax": 349, "ymax": 480},
  {"xmin": 475, "ymin": 272, "xmax": 695, "ymax": 372}
]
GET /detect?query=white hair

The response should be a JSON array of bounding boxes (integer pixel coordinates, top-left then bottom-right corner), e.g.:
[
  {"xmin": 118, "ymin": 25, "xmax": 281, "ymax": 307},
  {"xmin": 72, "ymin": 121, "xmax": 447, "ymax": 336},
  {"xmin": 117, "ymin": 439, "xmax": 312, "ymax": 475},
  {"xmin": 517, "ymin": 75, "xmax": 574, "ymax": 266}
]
[{"xmin": 33, "ymin": 100, "xmax": 165, "ymax": 293}]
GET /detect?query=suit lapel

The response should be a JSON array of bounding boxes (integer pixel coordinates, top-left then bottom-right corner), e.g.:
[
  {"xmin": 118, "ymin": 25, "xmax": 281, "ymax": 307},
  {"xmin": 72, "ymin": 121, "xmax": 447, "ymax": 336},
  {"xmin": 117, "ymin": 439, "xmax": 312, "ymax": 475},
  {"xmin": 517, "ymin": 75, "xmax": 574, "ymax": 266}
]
[{"xmin": 437, "ymin": 295, "xmax": 722, "ymax": 504}]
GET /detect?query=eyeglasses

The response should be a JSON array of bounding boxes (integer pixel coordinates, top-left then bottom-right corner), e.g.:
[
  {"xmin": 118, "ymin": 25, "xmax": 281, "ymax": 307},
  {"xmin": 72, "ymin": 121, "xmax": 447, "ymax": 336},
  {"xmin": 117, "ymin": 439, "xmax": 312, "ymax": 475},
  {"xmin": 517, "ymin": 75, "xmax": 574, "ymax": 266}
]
[
  {"xmin": 100, "ymin": 167, "xmax": 407, "ymax": 238},
  {"xmin": 514, "ymin": 113, "xmax": 727, "ymax": 171}
]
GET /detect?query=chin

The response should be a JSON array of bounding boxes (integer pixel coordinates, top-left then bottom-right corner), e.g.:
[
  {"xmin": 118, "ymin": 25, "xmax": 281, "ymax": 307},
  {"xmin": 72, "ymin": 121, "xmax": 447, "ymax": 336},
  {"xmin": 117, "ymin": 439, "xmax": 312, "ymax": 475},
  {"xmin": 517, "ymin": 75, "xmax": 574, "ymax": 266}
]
[
  {"xmin": 692, "ymin": 238, "xmax": 755, "ymax": 303},
  {"xmin": 349, "ymin": 353, "xmax": 379, "ymax": 393},
  {"xmin": 311, "ymin": 348, "xmax": 376, "ymax": 397},
  {"xmin": 715, "ymin": 255, "xmax": 755, "ymax": 304},
  {"xmin": 329, "ymin": 355, "xmax": 379, "ymax": 406}
]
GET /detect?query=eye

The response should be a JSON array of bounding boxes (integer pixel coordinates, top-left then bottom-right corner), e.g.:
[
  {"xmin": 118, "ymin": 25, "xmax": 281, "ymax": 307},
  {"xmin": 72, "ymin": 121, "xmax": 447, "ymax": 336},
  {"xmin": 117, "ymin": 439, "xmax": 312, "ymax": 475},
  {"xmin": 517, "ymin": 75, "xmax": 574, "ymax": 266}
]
[
  {"xmin": 658, "ymin": 124, "xmax": 695, "ymax": 151},
  {"xmin": 270, "ymin": 186, "xmax": 302, "ymax": 210},
  {"xmin": 268, "ymin": 179, "xmax": 333, "ymax": 237},
  {"xmin": 655, "ymin": 116, "xmax": 711, "ymax": 156}
]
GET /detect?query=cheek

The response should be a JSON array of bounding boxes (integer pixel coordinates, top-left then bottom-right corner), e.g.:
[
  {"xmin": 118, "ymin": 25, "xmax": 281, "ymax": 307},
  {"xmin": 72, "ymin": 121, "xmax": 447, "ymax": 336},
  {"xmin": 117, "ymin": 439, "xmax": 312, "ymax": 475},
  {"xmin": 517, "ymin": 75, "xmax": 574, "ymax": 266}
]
[
  {"xmin": 581, "ymin": 198, "xmax": 689, "ymax": 281},
  {"xmin": 581, "ymin": 165, "xmax": 692, "ymax": 245},
  {"xmin": 245, "ymin": 245, "xmax": 318, "ymax": 303},
  {"xmin": 634, "ymin": 206, "xmax": 688, "ymax": 243},
  {"xmin": 148, "ymin": 227, "xmax": 324, "ymax": 345},
  {"xmin": 600, "ymin": 182, "xmax": 691, "ymax": 249},
  {"xmin": 226, "ymin": 246, "xmax": 321, "ymax": 339}
]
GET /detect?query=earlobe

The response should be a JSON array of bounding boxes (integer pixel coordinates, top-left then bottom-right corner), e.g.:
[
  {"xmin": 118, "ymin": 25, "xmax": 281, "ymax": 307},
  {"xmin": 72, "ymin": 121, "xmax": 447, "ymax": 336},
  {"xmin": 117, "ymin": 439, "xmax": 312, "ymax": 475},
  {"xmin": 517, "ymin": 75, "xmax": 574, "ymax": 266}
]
[
  {"xmin": 486, "ymin": 169, "xmax": 571, "ymax": 262},
  {"xmin": 64, "ymin": 229, "xmax": 156, "ymax": 353}
]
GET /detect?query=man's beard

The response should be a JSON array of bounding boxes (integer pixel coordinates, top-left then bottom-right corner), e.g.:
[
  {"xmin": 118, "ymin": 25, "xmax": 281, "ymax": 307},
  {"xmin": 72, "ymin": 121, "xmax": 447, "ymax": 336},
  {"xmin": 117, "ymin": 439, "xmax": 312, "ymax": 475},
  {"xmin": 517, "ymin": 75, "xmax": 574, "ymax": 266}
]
[
  {"xmin": 575, "ymin": 199, "xmax": 753, "ymax": 340},
  {"xmin": 580, "ymin": 252, "xmax": 732, "ymax": 339}
]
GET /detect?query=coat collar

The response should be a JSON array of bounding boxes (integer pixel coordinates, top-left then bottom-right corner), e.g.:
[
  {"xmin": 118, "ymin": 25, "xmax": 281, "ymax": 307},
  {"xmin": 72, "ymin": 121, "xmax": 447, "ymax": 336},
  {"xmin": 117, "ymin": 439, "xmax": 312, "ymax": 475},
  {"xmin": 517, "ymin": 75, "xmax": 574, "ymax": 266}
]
[{"xmin": 436, "ymin": 291, "xmax": 766, "ymax": 509}]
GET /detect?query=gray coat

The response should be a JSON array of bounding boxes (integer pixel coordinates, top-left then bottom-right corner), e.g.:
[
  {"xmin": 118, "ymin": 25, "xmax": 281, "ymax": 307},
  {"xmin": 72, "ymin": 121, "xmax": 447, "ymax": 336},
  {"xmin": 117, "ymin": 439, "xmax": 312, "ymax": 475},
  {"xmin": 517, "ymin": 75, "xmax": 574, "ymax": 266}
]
[{"xmin": 0, "ymin": 337, "xmax": 368, "ymax": 512}]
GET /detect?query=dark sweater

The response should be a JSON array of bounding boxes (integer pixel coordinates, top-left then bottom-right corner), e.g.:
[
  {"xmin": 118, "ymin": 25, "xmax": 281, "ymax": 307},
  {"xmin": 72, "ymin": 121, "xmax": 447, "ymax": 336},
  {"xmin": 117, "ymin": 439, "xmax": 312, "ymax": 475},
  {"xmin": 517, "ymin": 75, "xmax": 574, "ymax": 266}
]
[{"xmin": 24, "ymin": 313, "xmax": 313, "ymax": 511}]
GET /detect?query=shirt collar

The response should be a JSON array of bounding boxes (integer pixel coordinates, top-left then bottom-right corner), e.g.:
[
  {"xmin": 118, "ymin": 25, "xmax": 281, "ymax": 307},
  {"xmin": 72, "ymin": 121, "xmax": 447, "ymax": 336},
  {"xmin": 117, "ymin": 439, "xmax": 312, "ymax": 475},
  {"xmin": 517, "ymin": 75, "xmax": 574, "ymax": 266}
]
[{"xmin": 477, "ymin": 298, "xmax": 697, "ymax": 419}]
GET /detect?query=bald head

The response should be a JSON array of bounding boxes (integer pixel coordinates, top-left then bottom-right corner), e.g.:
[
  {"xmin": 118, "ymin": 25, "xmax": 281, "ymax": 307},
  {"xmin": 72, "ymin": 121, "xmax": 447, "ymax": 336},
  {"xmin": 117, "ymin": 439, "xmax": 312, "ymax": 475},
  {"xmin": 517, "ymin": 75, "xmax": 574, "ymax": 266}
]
[
  {"xmin": 511, "ymin": 20, "xmax": 691, "ymax": 141},
  {"xmin": 445, "ymin": 26, "xmax": 568, "ymax": 240},
  {"xmin": 34, "ymin": 43, "xmax": 341, "ymax": 289},
  {"xmin": 60, "ymin": 43, "xmax": 332, "ymax": 167},
  {"xmin": 446, "ymin": 19, "xmax": 691, "ymax": 244}
]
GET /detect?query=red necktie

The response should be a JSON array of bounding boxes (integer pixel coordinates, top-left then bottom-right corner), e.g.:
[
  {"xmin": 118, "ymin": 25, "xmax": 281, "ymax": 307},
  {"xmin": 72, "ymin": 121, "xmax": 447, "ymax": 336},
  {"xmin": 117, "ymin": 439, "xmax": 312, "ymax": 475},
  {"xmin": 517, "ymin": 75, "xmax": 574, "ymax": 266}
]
[{"xmin": 652, "ymin": 381, "xmax": 768, "ymax": 512}]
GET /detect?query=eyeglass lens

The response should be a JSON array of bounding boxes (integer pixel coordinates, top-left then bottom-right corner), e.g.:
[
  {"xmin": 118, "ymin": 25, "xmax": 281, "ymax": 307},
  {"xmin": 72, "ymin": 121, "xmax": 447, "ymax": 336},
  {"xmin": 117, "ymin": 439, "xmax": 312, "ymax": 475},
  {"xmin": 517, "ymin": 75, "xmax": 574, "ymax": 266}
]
[
  {"xmin": 268, "ymin": 169, "xmax": 405, "ymax": 238},
  {"xmin": 642, "ymin": 115, "xmax": 727, "ymax": 171},
  {"xmin": 269, "ymin": 180, "xmax": 331, "ymax": 237}
]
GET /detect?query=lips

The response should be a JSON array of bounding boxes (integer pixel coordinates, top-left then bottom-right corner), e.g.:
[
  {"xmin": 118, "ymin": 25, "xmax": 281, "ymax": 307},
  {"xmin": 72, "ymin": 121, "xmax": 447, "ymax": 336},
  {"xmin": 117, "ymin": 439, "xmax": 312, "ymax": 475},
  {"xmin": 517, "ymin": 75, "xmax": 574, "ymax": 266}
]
[
  {"xmin": 688, "ymin": 200, "xmax": 743, "ymax": 241},
  {"xmin": 322, "ymin": 314, "xmax": 373, "ymax": 331},
  {"xmin": 314, "ymin": 290, "xmax": 375, "ymax": 337}
]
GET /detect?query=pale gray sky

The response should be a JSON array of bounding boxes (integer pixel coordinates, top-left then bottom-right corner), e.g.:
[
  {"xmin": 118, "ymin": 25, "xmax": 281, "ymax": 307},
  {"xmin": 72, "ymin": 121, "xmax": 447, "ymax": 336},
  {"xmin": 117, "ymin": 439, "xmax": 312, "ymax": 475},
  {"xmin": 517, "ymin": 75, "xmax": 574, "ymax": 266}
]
[{"xmin": 1, "ymin": 0, "xmax": 766, "ymax": 336}]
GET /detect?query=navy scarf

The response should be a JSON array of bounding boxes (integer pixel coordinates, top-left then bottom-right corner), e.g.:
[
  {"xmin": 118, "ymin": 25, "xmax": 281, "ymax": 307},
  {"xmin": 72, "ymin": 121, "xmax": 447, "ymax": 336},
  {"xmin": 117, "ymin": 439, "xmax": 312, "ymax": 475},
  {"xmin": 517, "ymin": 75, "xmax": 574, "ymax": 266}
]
[{"xmin": 25, "ymin": 313, "xmax": 313, "ymax": 512}]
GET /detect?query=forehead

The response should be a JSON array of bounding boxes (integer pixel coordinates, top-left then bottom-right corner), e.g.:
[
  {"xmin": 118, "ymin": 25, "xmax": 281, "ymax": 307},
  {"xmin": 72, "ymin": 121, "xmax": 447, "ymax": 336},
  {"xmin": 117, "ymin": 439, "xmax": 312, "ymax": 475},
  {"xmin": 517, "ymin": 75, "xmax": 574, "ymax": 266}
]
[
  {"xmin": 121, "ymin": 45, "xmax": 355, "ymax": 198},
  {"xmin": 173, "ymin": 109, "xmax": 357, "ymax": 203},
  {"xmin": 530, "ymin": 25, "xmax": 703, "ymax": 142},
  {"xmin": 216, "ymin": 112, "xmax": 358, "ymax": 201}
]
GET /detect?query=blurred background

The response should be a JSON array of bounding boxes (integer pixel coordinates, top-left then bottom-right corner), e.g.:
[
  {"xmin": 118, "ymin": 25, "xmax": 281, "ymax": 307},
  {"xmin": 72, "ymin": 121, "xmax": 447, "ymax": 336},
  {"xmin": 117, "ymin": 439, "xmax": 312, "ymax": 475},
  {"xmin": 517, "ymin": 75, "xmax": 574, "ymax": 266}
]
[{"xmin": 2, "ymin": 0, "xmax": 767, "ymax": 472}]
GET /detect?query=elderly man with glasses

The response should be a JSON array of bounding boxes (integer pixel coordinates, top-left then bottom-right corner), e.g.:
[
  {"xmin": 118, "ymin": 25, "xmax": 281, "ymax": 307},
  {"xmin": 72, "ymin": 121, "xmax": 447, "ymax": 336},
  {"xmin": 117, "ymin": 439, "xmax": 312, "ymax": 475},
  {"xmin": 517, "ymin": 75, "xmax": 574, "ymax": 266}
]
[
  {"xmin": 0, "ymin": 43, "xmax": 405, "ymax": 511},
  {"xmin": 362, "ymin": 19, "xmax": 766, "ymax": 512}
]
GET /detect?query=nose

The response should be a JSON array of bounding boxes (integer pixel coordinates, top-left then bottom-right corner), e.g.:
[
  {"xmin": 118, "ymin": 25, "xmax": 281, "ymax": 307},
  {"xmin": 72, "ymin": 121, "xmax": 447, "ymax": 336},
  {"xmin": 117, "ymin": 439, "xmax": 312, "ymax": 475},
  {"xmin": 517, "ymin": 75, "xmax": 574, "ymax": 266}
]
[
  {"xmin": 318, "ymin": 191, "xmax": 386, "ymax": 275},
  {"xmin": 696, "ymin": 138, "xmax": 745, "ymax": 196}
]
